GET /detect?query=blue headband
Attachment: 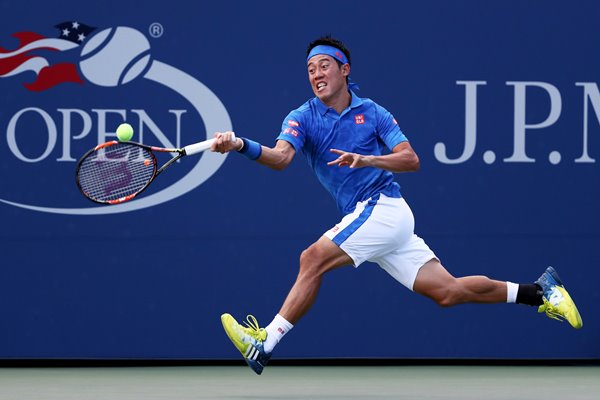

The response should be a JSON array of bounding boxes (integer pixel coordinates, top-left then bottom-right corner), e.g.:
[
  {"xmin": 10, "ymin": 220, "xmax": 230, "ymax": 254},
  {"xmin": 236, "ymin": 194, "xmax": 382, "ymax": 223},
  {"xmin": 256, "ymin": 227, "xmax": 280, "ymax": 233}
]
[
  {"xmin": 306, "ymin": 45, "xmax": 360, "ymax": 91},
  {"xmin": 307, "ymin": 45, "xmax": 349, "ymax": 64}
]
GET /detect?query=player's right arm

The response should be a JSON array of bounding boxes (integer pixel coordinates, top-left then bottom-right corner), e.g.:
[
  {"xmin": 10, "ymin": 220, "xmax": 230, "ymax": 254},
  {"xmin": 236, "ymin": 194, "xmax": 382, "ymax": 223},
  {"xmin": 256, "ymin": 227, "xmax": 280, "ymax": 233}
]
[
  {"xmin": 212, "ymin": 131, "xmax": 296, "ymax": 171},
  {"xmin": 256, "ymin": 139, "xmax": 296, "ymax": 170}
]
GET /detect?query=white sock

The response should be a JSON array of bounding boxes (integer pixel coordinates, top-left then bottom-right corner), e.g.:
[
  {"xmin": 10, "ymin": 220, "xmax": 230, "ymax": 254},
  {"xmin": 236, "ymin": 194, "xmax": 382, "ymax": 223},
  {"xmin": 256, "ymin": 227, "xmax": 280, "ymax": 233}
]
[
  {"xmin": 263, "ymin": 314, "xmax": 293, "ymax": 354},
  {"xmin": 506, "ymin": 281, "xmax": 519, "ymax": 303}
]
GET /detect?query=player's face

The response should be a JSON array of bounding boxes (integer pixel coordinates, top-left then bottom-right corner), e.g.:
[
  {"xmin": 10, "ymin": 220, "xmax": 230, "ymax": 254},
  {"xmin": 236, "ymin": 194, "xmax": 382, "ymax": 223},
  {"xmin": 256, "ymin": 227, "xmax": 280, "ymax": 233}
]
[{"xmin": 307, "ymin": 55, "xmax": 349, "ymax": 104}]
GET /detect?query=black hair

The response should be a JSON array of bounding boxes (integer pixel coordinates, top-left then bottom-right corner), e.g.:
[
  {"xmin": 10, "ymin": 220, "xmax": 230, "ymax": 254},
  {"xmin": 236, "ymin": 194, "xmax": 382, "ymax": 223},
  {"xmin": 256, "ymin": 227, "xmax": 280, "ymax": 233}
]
[{"xmin": 306, "ymin": 35, "xmax": 351, "ymax": 66}]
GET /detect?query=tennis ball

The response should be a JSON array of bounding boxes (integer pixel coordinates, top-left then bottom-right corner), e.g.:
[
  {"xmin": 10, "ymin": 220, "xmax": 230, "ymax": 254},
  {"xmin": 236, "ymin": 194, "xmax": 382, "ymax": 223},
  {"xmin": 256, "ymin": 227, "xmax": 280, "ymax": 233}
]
[{"xmin": 116, "ymin": 123, "xmax": 134, "ymax": 141}]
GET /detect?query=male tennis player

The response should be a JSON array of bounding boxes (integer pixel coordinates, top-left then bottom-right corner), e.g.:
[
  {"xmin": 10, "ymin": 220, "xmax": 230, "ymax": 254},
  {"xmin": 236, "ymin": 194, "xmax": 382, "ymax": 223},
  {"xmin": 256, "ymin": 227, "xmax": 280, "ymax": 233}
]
[{"xmin": 211, "ymin": 36, "xmax": 583, "ymax": 375}]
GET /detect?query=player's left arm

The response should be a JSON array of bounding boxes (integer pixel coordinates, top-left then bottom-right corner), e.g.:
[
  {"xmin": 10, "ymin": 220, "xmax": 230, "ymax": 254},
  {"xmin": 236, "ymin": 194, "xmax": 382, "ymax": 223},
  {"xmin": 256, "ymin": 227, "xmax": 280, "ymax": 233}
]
[{"xmin": 327, "ymin": 141, "xmax": 419, "ymax": 173}]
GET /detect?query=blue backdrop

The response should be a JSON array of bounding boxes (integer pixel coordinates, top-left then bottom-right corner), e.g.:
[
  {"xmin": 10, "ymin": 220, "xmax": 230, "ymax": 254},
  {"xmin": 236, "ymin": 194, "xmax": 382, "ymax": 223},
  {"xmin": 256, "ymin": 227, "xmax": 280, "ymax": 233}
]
[{"xmin": 0, "ymin": 0, "xmax": 598, "ymax": 359}]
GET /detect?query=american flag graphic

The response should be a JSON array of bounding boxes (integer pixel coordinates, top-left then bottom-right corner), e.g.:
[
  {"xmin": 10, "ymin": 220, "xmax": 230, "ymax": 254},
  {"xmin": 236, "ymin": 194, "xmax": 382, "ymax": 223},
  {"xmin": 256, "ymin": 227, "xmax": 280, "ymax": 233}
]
[{"xmin": 0, "ymin": 21, "xmax": 95, "ymax": 91}]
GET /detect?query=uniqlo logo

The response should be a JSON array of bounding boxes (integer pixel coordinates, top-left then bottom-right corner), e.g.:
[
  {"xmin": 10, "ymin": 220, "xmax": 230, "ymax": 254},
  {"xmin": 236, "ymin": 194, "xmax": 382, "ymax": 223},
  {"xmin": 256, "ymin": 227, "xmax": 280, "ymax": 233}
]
[{"xmin": 355, "ymin": 114, "xmax": 365, "ymax": 124}]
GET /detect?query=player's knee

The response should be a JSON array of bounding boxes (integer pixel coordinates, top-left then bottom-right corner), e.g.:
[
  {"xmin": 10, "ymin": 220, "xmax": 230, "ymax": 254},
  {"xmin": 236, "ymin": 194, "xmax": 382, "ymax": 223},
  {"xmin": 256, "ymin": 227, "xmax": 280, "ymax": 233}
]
[
  {"xmin": 299, "ymin": 247, "xmax": 318, "ymax": 275},
  {"xmin": 436, "ymin": 295, "xmax": 456, "ymax": 308},
  {"xmin": 298, "ymin": 246, "xmax": 326, "ymax": 278},
  {"xmin": 433, "ymin": 281, "xmax": 463, "ymax": 307}
]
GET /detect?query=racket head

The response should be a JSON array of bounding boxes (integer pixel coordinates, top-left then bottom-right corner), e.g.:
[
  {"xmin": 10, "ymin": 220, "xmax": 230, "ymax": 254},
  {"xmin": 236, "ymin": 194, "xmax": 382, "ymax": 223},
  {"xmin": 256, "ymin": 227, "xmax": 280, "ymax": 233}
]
[{"xmin": 76, "ymin": 141, "xmax": 158, "ymax": 205}]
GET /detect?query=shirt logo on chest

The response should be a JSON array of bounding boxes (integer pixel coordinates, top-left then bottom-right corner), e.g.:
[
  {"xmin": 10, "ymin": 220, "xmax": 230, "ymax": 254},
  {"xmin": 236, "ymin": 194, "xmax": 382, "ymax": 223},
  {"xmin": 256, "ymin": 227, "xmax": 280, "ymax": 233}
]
[{"xmin": 354, "ymin": 114, "xmax": 365, "ymax": 124}]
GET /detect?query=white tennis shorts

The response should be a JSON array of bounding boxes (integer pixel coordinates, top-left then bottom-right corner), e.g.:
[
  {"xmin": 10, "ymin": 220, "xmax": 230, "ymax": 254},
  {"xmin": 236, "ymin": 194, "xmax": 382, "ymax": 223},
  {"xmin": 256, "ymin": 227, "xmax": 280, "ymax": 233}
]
[{"xmin": 324, "ymin": 194, "xmax": 437, "ymax": 291}]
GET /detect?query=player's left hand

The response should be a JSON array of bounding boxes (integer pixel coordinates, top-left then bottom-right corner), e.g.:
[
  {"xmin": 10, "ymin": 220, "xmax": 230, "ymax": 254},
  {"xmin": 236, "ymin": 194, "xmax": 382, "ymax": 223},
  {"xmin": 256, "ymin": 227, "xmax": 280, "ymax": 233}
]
[{"xmin": 327, "ymin": 148, "xmax": 371, "ymax": 168}]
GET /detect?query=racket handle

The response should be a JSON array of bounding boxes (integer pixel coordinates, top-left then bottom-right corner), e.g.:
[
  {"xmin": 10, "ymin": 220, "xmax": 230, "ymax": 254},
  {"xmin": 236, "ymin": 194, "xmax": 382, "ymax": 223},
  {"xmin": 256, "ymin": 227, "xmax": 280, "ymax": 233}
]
[
  {"xmin": 183, "ymin": 139, "xmax": 215, "ymax": 155},
  {"xmin": 183, "ymin": 133, "xmax": 237, "ymax": 156}
]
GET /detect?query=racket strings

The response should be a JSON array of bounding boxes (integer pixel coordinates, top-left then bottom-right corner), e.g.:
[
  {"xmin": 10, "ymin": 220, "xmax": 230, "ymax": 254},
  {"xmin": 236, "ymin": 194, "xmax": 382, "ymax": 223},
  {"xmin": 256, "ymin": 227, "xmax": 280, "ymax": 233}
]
[{"xmin": 77, "ymin": 143, "xmax": 156, "ymax": 202}]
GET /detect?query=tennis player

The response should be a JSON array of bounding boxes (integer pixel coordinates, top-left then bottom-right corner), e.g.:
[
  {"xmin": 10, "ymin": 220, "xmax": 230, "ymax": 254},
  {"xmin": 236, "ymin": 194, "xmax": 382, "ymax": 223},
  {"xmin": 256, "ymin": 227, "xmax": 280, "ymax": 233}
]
[{"xmin": 211, "ymin": 36, "xmax": 583, "ymax": 375}]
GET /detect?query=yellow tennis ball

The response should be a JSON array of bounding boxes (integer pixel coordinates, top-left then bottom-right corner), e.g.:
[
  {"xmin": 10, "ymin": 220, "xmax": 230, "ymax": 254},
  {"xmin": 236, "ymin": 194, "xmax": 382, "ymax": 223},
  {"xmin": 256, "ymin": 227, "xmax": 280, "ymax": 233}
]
[{"xmin": 116, "ymin": 123, "xmax": 134, "ymax": 141}]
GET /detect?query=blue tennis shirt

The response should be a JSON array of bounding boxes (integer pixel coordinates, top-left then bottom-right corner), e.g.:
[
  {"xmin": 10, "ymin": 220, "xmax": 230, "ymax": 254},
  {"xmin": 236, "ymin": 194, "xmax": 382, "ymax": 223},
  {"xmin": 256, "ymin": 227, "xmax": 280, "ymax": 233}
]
[{"xmin": 276, "ymin": 91, "xmax": 408, "ymax": 215}]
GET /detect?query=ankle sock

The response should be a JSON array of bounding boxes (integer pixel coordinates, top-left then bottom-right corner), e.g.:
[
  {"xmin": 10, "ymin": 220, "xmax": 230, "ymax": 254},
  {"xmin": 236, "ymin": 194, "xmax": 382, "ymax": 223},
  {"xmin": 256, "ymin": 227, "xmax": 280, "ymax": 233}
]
[
  {"xmin": 506, "ymin": 281, "xmax": 519, "ymax": 303},
  {"xmin": 516, "ymin": 283, "xmax": 544, "ymax": 306},
  {"xmin": 263, "ymin": 314, "xmax": 294, "ymax": 354}
]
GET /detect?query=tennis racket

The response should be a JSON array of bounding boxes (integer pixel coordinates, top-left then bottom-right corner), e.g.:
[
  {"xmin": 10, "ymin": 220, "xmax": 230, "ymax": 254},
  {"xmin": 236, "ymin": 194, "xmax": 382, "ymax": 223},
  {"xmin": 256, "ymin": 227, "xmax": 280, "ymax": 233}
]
[{"xmin": 76, "ymin": 134, "xmax": 234, "ymax": 205}]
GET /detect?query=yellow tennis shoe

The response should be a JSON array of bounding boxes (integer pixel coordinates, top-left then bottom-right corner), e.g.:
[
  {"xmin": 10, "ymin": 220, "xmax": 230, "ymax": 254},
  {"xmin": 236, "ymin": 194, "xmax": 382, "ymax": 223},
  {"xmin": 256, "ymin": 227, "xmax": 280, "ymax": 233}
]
[
  {"xmin": 221, "ymin": 313, "xmax": 271, "ymax": 375},
  {"xmin": 535, "ymin": 267, "xmax": 583, "ymax": 329}
]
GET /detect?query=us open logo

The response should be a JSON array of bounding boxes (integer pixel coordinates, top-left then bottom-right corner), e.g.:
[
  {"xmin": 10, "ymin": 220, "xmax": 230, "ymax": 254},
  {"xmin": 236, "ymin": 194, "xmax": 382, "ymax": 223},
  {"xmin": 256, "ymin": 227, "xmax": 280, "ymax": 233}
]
[{"xmin": 0, "ymin": 22, "xmax": 232, "ymax": 215}]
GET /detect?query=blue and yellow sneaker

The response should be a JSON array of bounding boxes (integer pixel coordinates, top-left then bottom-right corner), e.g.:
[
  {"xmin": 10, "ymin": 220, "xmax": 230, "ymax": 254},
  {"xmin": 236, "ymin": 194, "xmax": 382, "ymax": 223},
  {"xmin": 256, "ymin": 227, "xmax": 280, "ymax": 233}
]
[
  {"xmin": 221, "ymin": 313, "xmax": 271, "ymax": 375},
  {"xmin": 535, "ymin": 267, "xmax": 583, "ymax": 329}
]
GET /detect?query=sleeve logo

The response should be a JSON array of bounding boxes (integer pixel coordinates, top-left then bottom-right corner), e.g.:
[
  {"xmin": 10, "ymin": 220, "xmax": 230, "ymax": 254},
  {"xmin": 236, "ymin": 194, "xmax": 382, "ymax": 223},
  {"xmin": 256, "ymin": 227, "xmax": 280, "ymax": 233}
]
[{"xmin": 283, "ymin": 127, "xmax": 299, "ymax": 137}]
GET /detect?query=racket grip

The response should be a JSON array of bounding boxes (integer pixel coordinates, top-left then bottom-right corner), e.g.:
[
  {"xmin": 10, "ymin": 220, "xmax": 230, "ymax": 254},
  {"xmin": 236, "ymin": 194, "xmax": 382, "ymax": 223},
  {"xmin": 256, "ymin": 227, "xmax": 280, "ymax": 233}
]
[
  {"xmin": 183, "ymin": 133, "xmax": 237, "ymax": 156},
  {"xmin": 183, "ymin": 139, "xmax": 215, "ymax": 155}
]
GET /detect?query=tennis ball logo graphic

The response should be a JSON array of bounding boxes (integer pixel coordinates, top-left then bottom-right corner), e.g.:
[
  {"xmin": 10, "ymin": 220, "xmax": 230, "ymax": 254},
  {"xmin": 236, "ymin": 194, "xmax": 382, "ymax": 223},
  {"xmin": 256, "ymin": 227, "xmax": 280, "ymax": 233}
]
[
  {"xmin": 0, "ymin": 23, "xmax": 232, "ymax": 215},
  {"xmin": 79, "ymin": 27, "xmax": 151, "ymax": 86}
]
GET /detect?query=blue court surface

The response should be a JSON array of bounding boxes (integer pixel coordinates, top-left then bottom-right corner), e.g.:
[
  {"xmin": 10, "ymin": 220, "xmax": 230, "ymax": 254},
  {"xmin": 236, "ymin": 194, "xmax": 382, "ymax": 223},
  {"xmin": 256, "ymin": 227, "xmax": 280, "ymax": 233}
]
[{"xmin": 0, "ymin": 365, "xmax": 598, "ymax": 399}]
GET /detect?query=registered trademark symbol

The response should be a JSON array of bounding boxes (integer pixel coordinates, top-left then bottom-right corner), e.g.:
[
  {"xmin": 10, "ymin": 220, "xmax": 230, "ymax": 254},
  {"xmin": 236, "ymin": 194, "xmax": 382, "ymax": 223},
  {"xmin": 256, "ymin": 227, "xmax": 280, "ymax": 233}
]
[{"xmin": 149, "ymin": 22, "xmax": 164, "ymax": 38}]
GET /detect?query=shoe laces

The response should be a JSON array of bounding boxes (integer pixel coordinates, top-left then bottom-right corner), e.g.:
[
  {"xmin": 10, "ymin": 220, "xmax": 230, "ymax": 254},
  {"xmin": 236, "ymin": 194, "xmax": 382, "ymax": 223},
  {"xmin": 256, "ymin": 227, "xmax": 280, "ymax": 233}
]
[
  {"xmin": 242, "ymin": 315, "xmax": 267, "ymax": 341},
  {"xmin": 539, "ymin": 302, "xmax": 564, "ymax": 322}
]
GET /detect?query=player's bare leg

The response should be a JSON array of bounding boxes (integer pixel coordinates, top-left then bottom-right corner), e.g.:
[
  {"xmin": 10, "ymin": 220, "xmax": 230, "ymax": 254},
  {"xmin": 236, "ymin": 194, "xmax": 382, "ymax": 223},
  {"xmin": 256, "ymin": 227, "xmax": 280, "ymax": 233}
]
[
  {"xmin": 413, "ymin": 260, "xmax": 583, "ymax": 328},
  {"xmin": 279, "ymin": 235, "xmax": 353, "ymax": 324},
  {"xmin": 413, "ymin": 259, "xmax": 508, "ymax": 306},
  {"xmin": 220, "ymin": 236, "xmax": 352, "ymax": 374}
]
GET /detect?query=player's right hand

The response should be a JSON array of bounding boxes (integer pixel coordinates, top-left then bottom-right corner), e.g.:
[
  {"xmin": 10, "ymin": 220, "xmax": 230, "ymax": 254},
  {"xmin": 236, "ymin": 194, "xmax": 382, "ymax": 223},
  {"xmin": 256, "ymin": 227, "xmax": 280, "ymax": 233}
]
[{"xmin": 212, "ymin": 131, "xmax": 242, "ymax": 153}]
